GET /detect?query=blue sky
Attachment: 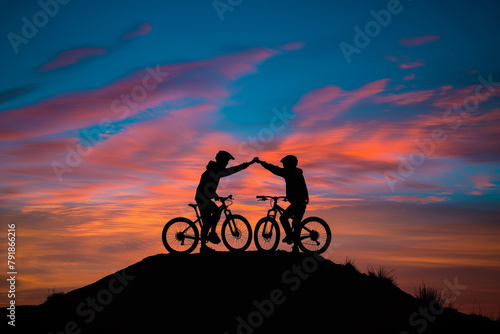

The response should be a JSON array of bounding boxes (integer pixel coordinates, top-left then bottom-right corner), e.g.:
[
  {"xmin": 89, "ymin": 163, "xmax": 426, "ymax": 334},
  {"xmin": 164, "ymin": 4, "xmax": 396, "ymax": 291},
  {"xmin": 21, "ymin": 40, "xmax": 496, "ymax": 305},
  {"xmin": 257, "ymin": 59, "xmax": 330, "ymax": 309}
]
[{"xmin": 2, "ymin": 0, "xmax": 500, "ymax": 111}]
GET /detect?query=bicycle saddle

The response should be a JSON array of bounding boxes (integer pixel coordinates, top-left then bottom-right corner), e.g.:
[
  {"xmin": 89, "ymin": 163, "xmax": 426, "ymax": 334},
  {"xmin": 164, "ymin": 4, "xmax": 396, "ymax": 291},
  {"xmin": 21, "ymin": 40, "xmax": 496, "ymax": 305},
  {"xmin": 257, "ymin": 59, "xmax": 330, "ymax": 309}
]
[{"xmin": 188, "ymin": 203, "xmax": 197, "ymax": 208}]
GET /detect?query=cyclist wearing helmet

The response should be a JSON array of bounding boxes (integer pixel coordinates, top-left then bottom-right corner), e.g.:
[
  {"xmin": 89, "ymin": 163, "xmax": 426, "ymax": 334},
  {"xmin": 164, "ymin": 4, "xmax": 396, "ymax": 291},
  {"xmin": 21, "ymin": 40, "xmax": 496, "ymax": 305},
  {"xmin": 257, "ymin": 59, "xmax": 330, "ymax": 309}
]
[
  {"xmin": 196, "ymin": 151, "xmax": 257, "ymax": 253},
  {"xmin": 256, "ymin": 155, "xmax": 309, "ymax": 248}
]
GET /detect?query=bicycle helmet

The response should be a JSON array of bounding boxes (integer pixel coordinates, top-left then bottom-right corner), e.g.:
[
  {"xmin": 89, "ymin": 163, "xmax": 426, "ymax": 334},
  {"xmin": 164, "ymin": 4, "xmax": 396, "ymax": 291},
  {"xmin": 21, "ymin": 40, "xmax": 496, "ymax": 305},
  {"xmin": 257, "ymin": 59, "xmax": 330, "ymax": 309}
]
[
  {"xmin": 216, "ymin": 150, "xmax": 235, "ymax": 162},
  {"xmin": 280, "ymin": 155, "xmax": 298, "ymax": 167}
]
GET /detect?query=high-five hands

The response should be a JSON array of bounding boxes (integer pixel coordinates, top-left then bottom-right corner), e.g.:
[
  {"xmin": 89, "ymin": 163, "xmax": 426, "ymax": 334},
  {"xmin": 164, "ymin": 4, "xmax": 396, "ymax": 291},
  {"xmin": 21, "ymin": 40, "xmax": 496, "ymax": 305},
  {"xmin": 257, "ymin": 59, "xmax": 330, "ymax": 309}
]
[{"xmin": 250, "ymin": 157, "xmax": 260, "ymax": 164}]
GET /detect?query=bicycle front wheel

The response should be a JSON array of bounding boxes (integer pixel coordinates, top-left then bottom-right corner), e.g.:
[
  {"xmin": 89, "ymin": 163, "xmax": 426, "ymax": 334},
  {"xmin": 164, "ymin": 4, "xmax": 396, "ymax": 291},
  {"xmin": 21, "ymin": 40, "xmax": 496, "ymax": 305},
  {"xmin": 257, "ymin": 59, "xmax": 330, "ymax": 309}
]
[
  {"xmin": 162, "ymin": 217, "xmax": 199, "ymax": 254},
  {"xmin": 296, "ymin": 217, "xmax": 331, "ymax": 254},
  {"xmin": 221, "ymin": 214, "xmax": 252, "ymax": 252},
  {"xmin": 254, "ymin": 217, "xmax": 280, "ymax": 252}
]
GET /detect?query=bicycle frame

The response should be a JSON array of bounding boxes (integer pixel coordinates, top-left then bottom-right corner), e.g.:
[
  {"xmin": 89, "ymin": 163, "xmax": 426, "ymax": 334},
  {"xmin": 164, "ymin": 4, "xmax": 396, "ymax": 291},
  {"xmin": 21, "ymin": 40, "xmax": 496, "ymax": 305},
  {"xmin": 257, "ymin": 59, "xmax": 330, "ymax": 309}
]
[
  {"xmin": 190, "ymin": 197, "xmax": 233, "ymax": 230},
  {"xmin": 265, "ymin": 202, "xmax": 285, "ymax": 221},
  {"xmin": 258, "ymin": 196, "xmax": 288, "ymax": 227},
  {"xmin": 173, "ymin": 198, "xmax": 233, "ymax": 246}
]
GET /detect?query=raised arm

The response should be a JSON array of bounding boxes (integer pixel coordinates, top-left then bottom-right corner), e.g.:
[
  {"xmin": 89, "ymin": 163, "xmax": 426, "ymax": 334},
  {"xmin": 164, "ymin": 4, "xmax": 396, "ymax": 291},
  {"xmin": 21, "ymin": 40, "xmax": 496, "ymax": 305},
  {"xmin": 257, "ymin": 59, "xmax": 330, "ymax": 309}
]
[
  {"xmin": 224, "ymin": 158, "xmax": 257, "ymax": 176},
  {"xmin": 257, "ymin": 159, "xmax": 285, "ymax": 177}
]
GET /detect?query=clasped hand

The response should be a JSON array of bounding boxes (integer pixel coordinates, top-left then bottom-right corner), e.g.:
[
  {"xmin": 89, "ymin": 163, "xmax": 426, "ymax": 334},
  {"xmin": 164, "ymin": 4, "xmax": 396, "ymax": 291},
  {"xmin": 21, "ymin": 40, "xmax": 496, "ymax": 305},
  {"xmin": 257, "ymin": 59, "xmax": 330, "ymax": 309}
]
[{"xmin": 250, "ymin": 157, "xmax": 261, "ymax": 164}]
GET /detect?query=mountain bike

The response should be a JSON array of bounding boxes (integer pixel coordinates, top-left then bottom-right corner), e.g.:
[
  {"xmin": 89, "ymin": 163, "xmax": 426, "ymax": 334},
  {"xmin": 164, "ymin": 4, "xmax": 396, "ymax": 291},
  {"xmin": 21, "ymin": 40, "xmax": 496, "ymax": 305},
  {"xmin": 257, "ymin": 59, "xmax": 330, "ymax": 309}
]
[
  {"xmin": 254, "ymin": 195, "xmax": 331, "ymax": 254},
  {"xmin": 162, "ymin": 195, "xmax": 252, "ymax": 254}
]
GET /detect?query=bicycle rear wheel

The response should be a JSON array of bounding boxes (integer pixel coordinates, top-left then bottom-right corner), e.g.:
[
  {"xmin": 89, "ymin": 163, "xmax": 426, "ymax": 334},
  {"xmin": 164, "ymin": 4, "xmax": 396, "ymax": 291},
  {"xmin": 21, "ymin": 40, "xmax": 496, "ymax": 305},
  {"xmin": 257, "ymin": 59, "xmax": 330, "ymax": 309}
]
[
  {"xmin": 221, "ymin": 214, "xmax": 252, "ymax": 252},
  {"xmin": 162, "ymin": 217, "xmax": 199, "ymax": 254},
  {"xmin": 296, "ymin": 217, "xmax": 331, "ymax": 254},
  {"xmin": 254, "ymin": 217, "xmax": 280, "ymax": 252}
]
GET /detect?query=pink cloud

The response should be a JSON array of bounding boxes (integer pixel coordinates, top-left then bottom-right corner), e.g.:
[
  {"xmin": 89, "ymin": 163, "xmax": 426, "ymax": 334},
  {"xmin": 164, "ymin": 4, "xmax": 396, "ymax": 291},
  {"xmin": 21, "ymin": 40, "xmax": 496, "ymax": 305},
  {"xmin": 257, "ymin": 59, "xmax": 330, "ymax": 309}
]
[
  {"xmin": 213, "ymin": 47, "xmax": 280, "ymax": 79},
  {"xmin": 468, "ymin": 191, "xmax": 482, "ymax": 195},
  {"xmin": 279, "ymin": 41, "xmax": 305, "ymax": 51},
  {"xmin": 0, "ymin": 46, "xmax": 280, "ymax": 142},
  {"xmin": 399, "ymin": 35, "xmax": 440, "ymax": 47},
  {"xmin": 375, "ymin": 87, "xmax": 440, "ymax": 105},
  {"xmin": 403, "ymin": 73, "xmax": 415, "ymax": 81},
  {"xmin": 385, "ymin": 55, "xmax": 399, "ymax": 62},
  {"xmin": 40, "ymin": 47, "xmax": 108, "ymax": 72},
  {"xmin": 122, "ymin": 22, "xmax": 152, "ymax": 40},
  {"xmin": 471, "ymin": 174, "xmax": 496, "ymax": 189},
  {"xmin": 399, "ymin": 60, "xmax": 425, "ymax": 69},
  {"xmin": 278, "ymin": 81, "xmax": 500, "ymax": 195},
  {"xmin": 380, "ymin": 195, "xmax": 449, "ymax": 204},
  {"xmin": 293, "ymin": 78, "xmax": 390, "ymax": 126}
]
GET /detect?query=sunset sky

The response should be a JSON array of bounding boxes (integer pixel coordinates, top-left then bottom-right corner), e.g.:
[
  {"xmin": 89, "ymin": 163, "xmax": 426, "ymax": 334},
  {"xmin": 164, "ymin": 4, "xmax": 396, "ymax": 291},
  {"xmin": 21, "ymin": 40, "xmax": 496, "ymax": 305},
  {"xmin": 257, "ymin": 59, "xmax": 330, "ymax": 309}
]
[{"xmin": 1, "ymin": 0, "xmax": 499, "ymax": 317}]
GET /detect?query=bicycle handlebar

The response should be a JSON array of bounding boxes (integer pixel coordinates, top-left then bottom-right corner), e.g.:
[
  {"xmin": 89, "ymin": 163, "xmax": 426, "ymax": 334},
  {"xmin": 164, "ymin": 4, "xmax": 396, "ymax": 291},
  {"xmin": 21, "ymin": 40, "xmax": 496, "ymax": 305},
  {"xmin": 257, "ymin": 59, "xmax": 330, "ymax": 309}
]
[
  {"xmin": 216, "ymin": 194, "xmax": 233, "ymax": 202},
  {"xmin": 256, "ymin": 195, "xmax": 287, "ymax": 202}
]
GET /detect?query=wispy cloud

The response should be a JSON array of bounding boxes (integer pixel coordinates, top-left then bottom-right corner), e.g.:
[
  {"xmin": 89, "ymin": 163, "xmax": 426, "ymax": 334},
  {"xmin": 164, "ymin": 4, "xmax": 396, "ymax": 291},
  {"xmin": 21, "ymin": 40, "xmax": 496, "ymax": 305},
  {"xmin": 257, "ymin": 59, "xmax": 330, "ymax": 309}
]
[
  {"xmin": 122, "ymin": 22, "xmax": 153, "ymax": 40},
  {"xmin": 279, "ymin": 41, "xmax": 305, "ymax": 51},
  {"xmin": 380, "ymin": 195, "xmax": 449, "ymax": 204},
  {"xmin": 471, "ymin": 174, "xmax": 496, "ymax": 189},
  {"xmin": 293, "ymin": 78, "xmax": 390, "ymax": 126},
  {"xmin": 39, "ymin": 47, "xmax": 108, "ymax": 72},
  {"xmin": 403, "ymin": 73, "xmax": 415, "ymax": 81},
  {"xmin": 399, "ymin": 35, "xmax": 440, "ymax": 47},
  {"xmin": 38, "ymin": 22, "xmax": 153, "ymax": 74},
  {"xmin": 398, "ymin": 60, "xmax": 425, "ymax": 69},
  {"xmin": 1, "ymin": 46, "xmax": 280, "ymax": 142}
]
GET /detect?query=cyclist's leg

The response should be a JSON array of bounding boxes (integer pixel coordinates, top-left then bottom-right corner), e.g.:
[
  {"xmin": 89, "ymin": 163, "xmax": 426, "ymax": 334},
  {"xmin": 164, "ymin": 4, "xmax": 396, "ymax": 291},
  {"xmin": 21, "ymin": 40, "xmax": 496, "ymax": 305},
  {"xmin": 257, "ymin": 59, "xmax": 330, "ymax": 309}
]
[
  {"xmin": 291, "ymin": 202, "xmax": 307, "ymax": 239},
  {"xmin": 280, "ymin": 204, "xmax": 294, "ymax": 241},
  {"xmin": 209, "ymin": 203, "xmax": 221, "ymax": 235},
  {"xmin": 207, "ymin": 201, "xmax": 221, "ymax": 244},
  {"xmin": 200, "ymin": 200, "xmax": 221, "ymax": 245},
  {"xmin": 197, "ymin": 199, "xmax": 216, "ymax": 246},
  {"xmin": 291, "ymin": 202, "xmax": 307, "ymax": 252}
]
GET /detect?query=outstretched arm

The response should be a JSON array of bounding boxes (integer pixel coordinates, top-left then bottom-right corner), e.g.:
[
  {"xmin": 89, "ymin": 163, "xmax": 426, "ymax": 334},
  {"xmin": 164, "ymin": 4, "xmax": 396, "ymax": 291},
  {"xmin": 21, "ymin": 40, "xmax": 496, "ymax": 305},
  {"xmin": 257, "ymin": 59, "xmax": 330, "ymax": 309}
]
[
  {"xmin": 224, "ymin": 158, "xmax": 257, "ymax": 176},
  {"xmin": 256, "ymin": 158, "xmax": 285, "ymax": 177}
]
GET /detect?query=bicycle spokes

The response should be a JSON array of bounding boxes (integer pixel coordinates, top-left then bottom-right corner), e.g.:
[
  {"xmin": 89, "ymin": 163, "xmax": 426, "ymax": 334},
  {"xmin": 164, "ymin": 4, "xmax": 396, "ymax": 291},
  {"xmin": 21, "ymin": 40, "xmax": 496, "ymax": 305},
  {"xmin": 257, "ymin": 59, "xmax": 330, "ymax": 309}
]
[
  {"xmin": 255, "ymin": 218, "xmax": 280, "ymax": 252},
  {"xmin": 222, "ymin": 216, "xmax": 251, "ymax": 251},
  {"xmin": 166, "ymin": 221, "xmax": 197, "ymax": 252},
  {"xmin": 301, "ymin": 226, "xmax": 320, "ymax": 246},
  {"xmin": 299, "ymin": 219, "xmax": 330, "ymax": 252}
]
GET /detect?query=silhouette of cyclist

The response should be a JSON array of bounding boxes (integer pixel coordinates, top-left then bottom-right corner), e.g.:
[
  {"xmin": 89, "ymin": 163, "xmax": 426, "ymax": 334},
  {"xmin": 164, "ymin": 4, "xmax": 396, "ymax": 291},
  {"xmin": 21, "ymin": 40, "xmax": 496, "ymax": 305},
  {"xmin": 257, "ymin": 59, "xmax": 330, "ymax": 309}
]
[
  {"xmin": 256, "ymin": 155, "xmax": 309, "ymax": 249},
  {"xmin": 196, "ymin": 151, "xmax": 257, "ymax": 253}
]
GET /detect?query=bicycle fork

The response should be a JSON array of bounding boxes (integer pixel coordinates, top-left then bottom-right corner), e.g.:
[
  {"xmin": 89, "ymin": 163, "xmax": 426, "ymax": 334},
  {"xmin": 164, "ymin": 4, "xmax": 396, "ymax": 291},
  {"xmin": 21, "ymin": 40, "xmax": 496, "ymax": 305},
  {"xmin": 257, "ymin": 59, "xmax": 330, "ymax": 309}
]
[
  {"xmin": 224, "ymin": 210, "xmax": 241, "ymax": 238},
  {"xmin": 262, "ymin": 209, "xmax": 278, "ymax": 238}
]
